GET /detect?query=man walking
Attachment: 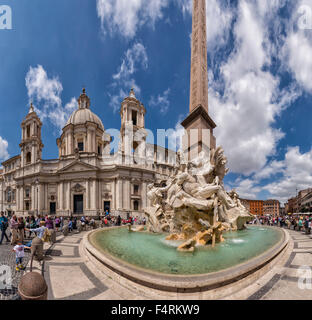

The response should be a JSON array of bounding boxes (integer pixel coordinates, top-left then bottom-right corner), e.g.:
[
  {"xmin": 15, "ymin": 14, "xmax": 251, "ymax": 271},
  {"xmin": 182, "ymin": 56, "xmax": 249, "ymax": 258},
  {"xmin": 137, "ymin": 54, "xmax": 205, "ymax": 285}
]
[
  {"xmin": 0, "ymin": 212, "xmax": 9, "ymax": 244},
  {"xmin": 10, "ymin": 215, "xmax": 19, "ymax": 245},
  {"xmin": 25, "ymin": 221, "xmax": 47, "ymax": 262}
]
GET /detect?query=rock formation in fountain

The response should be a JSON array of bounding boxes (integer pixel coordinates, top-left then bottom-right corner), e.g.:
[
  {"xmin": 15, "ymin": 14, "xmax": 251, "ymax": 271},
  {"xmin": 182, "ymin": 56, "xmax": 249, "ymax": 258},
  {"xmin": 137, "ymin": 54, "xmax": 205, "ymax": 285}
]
[{"xmin": 144, "ymin": 147, "xmax": 253, "ymax": 251}]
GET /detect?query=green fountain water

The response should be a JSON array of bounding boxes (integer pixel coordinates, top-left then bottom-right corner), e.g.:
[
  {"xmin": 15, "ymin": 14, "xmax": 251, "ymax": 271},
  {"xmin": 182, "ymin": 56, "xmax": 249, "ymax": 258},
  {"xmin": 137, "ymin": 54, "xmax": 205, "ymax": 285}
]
[{"xmin": 91, "ymin": 226, "xmax": 283, "ymax": 275}]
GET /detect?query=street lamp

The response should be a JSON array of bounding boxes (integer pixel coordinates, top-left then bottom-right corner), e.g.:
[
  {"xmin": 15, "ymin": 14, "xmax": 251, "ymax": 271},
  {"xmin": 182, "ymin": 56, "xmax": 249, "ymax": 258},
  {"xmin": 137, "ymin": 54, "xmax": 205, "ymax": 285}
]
[{"xmin": 35, "ymin": 178, "xmax": 39, "ymax": 216}]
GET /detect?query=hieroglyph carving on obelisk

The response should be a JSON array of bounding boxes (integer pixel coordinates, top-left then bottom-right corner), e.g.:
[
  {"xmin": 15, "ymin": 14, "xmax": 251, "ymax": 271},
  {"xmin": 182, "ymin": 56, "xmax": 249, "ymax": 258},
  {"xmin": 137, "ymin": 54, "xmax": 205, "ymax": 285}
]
[{"xmin": 189, "ymin": 0, "xmax": 209, "ymax": 113}]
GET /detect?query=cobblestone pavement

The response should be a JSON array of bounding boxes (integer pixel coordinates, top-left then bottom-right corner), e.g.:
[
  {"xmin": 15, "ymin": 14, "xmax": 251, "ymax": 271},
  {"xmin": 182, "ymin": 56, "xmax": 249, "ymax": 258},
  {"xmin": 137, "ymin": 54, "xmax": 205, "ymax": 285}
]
[
  {"xmin": 4, "ymin": 227, "xmax": 312, "ymax": 300},
  {"xmin": 0, "ymin": 232, "xmax": 30, "ymax": 300},
  {"xmin": 246, "ymin": 228, "xmax": 312, "ymax": 300},
  {"xmin": 41, "ymin": 227, "xmax": 312, "ymax": 300}
]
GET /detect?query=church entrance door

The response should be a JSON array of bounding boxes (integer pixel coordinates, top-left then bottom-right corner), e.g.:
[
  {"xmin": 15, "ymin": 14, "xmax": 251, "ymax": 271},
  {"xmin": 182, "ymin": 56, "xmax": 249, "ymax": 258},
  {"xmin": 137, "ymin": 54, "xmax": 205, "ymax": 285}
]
[
  {"xmin": 104, "ymin": 201, "xmax": 110, "ymax": 213},
  {"xmin": 50, "ymin": 202, "xmax": 56, "ymax": 214},
  {"xmin": 74, "ymin": 195, "xmax": 83, "ymax": 214}
]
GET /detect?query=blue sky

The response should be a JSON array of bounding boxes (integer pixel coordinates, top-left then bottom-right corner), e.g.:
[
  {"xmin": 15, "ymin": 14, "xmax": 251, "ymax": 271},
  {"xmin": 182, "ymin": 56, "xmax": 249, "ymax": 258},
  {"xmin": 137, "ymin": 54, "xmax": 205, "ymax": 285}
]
[{"xmin": 1, "ymin": 0, "xmax": 312, "ymax": 204}]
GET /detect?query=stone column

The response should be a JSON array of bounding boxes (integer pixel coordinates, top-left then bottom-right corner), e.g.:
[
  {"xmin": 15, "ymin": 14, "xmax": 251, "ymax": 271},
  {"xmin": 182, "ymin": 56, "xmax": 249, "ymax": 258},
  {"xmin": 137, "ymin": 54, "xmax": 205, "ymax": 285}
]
[
  {"xmin": 38, "ymin": 184, "xmax": 42, "ymax": 212},
  {"xmin": 142, "ymin": 182, "xmax": 147, "ymax": 210},
  {"xmin": 20, "ymin": 187, "xmax": 24, "ymax": 211},
  {"xmin": 66, "ymin": 182, "xmax": 70, "ymax": 212},
  {"xmin": 111, "ymin": 179, "xmax": 116, "ymax": 210},
  {"xmin": 86, "ymin": 180, "xmax": 89, "ymax": 210},
  {"xmin": 31, "ymin": 185, "xmax": 35, "ymax": 211},
  {"xmin": 31, "ymin": 145, "xmax": 35, "ymax": 163},
  {"xmin": 16, "ymin": 186, "xmax": 20, "ymax": 211},
  {"xmin": 59, "ymin": 182, "xmax": 63, "ymax": 211},
  {"xmin": 87, "ymin": 130, "xmax": 92, "ymax": 153},
  {"xmin": 91, "ymin": 180, "xmax": 96, "ymax": 210},
  {"xmin": 117, "ymin": 179, "xmax": 123, "ymax": 210},
  {"xmin": 45, "ymin": 184, "xmax": 48, "ymax": 211},
  {"xmin": 124, "ymin": 179, "xmax": 130, "ymax": 210},
  {"xmin": 92, "ymin": 131, "xmax": 95, "ymax": 154},
  {"xmin": 98, "ymin": 180, "xmax": 102, "ymax": 211}
]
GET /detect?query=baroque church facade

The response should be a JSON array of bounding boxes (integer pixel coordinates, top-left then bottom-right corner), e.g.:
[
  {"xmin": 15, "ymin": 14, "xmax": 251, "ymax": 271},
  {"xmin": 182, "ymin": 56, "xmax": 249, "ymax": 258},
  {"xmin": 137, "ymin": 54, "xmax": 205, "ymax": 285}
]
[
  {"xmin": 0, "ymin": 0, "xmax": 218, "ymax": 219},
  {"xmin": 0, "ymin": 88, "xmax": 177, "ymax": 218}
]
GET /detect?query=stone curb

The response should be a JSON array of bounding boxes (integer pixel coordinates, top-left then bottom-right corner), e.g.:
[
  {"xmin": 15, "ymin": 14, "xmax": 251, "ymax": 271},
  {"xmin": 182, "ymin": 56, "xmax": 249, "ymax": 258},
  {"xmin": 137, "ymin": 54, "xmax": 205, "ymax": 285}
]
[{"xmin": 82, "ymin": 226, "xmax": 290, "ymax": 294}]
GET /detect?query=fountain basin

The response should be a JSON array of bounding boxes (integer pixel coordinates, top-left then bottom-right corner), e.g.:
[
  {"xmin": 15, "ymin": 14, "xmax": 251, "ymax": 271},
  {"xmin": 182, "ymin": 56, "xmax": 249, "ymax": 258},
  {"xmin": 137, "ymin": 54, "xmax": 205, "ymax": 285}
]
[{"xmin": 84, "ymin": 226, "xmax": 289, "ymax": 294}]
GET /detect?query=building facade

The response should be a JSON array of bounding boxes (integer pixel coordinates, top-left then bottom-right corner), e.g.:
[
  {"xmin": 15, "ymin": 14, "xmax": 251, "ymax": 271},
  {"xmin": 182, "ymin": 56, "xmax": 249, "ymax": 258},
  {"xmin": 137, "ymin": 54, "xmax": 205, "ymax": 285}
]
[
  {"xmin": 0, "ymin": 89, "xmax": 179, "ymax": 218},
  {"xmin": 263, "ymin": 199, "xmax": 280, "ymax": 217},
  {"xmin": 0, "ymin": 0, "xmax": 219, "ymax": 219},
  {"xmin": 240, "ymin": 199, "xmax": 264, "ymax": 216}
]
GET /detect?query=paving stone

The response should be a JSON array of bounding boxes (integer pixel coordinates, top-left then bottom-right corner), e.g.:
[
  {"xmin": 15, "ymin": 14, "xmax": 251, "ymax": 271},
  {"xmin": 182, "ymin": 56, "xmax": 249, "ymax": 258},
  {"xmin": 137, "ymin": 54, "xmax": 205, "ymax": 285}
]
[
  {"xmin": 291, "ymin": 253, "xmax": 312, "ymax": 267},
  {"xmin": 49, "ymin": 265, "xmax": 95, "ymax": 299},
  {"xmin": 297, "ymin": 242, "xmax": 312, "ymax": 248},
  {"xmin": 52, "ymin": 245, "xmax": 75, "ymax": 257},
  {"xmin": 90, "ymin": 289, "xmax": 123, "ymax": 300},
  {"xmin": 0, "ymin": 241, "xmax": 30, "ymax": 300},
  {"xmin": 262, "ymin": 279, "xmax": 312, "ymax": 300}
]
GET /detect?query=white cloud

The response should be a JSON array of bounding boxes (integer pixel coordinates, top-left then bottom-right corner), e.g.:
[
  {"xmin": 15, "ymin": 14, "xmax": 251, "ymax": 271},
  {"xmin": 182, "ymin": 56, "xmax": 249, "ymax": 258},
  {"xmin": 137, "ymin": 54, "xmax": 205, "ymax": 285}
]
[
  {"xmin": 254, "ymin": 160, "xmax": 285, "ymax": 181},
  {"xmin": 96, "ymin": 0, "xmax": 169, "ymax": 39},
  {"xmin": 209, "ymin": 0, "xmax": 300, "ymax": 176},
  {"xmin": 233, "ymin": 178, "xmax": 262, "ymax": 200},
  {"xmin": 109, "ymin": 43, "xmax": 148, "ymax": 112},
  {"xmin": 25, "ymin": 65, "xmax": 77, "ymax": 132},
  {"xmin": 263, "ymin": 147, "xmax": 312, "ymax": 203},
  {"xmin": 177, "ymin": 0, "xmax": 233, "ymax": 50},
  {"xmin": 0, "ymin": 137, "xmax": 9, "ymax": 162},
  {"xmin": 25, "ymin": 65, "xmax": 62, "ymax": 109},
  {"xmin": 113, "ymin": 43, "xmax": 148, "ymax": 81},
  {"xmin": 149, "ymin": 88, "xmax": 170, "ymax": 114},
  {"xmin": 283, "ymin": 31, "xmax": 312, "ymax": 93},
  {"xmin": 167, "ymin": 114, "xmax": 186, "ymax": 151},
  {"xmin": 49, "ymin": 98, "xmax": 78, "ymax": 131}
]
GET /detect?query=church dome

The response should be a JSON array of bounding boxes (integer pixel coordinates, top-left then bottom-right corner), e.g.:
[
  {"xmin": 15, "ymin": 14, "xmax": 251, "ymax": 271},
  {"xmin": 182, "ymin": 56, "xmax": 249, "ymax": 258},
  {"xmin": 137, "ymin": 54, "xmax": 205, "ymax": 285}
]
[
  {"xmin": 66, "ymin": 89, "xmax": 104, "ymax": 130},
  {"xmin": 66, "ymin": 108, "xmax": 104, "ymax": 130}
]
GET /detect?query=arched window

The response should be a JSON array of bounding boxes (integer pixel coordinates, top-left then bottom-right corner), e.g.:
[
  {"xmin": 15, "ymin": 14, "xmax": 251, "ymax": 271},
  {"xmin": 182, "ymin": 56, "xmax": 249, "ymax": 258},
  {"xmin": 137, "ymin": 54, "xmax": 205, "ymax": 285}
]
[
  {"xmin": 26, "ymin": 125, "xmax": 31, "ymax": 138},
  {"xmin": 7, "ymin": 188, "xmax": 11, "ymax": 203},
  {"xmin": 98, "ymin": 144, "xmax": 102, "ymax": 155},
  {"xmin": 26, "ymin": 152, "xmax": 31, "ymax": 164}
]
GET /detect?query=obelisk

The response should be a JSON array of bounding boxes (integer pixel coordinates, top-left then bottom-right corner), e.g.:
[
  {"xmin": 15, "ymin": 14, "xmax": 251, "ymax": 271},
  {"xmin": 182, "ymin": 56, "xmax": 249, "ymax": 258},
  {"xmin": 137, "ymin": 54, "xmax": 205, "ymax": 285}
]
[{"xmin": 181, "ymin": 0, "xmax": 216, "ymax": 161}]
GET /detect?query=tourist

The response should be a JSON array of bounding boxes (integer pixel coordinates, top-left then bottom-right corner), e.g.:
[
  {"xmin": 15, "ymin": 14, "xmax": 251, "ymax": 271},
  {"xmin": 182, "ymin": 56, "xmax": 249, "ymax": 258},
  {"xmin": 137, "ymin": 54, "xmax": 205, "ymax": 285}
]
[
  {"xmin": 309, "ymin": 219, "xmax": 312, "ymax": 234},
  {"xmin": 72, "ymin": 217, "xmax": 77, "ymax": 230},
  {"xmin": 90, "ymin": 217, "xmax": 95, "ymax": 229},
  {"xmin": 45, "ymin": 216, "xmax": 54, "ymax": 230},
  {"xmin": 55, "ymin": 217, "xmax": 61, "ymax": 231},
  {"xmin": 25, "ymin": 221, "xmax": 47, "ymax": 261},
  {"xmin": 29, "ymin": 216, "xmax": 37, "ymax": 238},
  {"xmin": 298, "ymin": 218, "xmax": 303, "ymax": 232},
  {"xmin": 68, "ymin": 219, "xmax": 73, "ymax": 233},
  {"xmin": 305, "ymin": 218, "xmax": 310, "ymax": 234},
  {"xmin": 0, "ymin": 212, "xmax": 9, "ymax": 245},
  {"xmin": 10, "ymin": 215, "xmax": 19, "ymax": 245},
  {"xmin": 12, "ymin": 241, "xmax": 30, "ymax": 271},
  {"xmin": 117, "ymin": 215, "xmax": 121, "ymax": 226},
  {"xmin": 17, "ymin": 216, "xmax": 25, "ymax": 244}
]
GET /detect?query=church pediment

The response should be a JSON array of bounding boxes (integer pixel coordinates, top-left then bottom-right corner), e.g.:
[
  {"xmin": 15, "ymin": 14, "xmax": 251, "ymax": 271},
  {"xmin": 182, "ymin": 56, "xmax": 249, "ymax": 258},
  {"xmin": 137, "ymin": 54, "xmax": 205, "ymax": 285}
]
[
  {"xmin": 58, "ymin": 160, "xmax": 98, "ymax": 173},
  {"xmin": 72, "ymin": 183, "xmax": 85, "ymax": 193}
]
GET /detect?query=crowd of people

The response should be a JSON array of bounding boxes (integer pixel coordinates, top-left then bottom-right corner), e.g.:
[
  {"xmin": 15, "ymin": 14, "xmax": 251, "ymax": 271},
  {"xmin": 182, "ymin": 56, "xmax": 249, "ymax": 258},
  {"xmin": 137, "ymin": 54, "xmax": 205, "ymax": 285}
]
[
  {"xmin": 251, "ymin": 214, "xmax": 312, "ymax": 234},
  {"xmin": 0, "ymin": 210, "xmax": 147, "ymax": 271}
]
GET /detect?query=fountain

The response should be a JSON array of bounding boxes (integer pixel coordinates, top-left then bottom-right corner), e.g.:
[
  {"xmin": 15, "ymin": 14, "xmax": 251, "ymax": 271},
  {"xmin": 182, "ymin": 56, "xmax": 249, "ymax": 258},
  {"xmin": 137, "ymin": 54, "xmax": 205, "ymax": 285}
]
[
  {"xmin": 82, "ymin": 0, "xmax": 290, "ymax": 298},
  {"xmin": 144, "ymin": 148, "xmax": 253, "ymax": 252}
]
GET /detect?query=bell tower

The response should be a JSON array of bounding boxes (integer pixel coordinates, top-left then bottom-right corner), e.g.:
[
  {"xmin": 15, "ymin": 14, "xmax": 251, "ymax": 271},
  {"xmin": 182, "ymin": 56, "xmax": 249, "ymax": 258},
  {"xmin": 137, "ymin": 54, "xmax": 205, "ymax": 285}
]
[
  {"xmin": 119, "ymin": 89, "xmax": 147, "ymax": 163},
  {"xmin": 20, "ymin": 103, "xmax": 44, "ymax": 167}
]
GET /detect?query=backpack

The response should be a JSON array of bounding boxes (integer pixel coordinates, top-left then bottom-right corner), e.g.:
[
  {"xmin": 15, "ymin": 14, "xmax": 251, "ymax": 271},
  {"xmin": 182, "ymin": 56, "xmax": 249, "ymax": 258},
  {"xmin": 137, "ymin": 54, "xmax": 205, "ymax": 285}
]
[{"xmin": 1, "ymin": 217, "xmax": 8, "ymax": 230}]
